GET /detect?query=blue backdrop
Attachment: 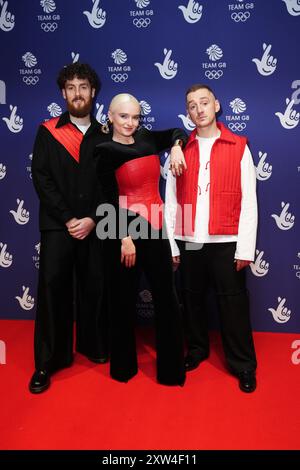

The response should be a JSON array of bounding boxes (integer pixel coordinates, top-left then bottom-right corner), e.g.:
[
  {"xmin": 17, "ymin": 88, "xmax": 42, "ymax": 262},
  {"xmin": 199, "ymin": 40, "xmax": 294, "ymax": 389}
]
[{"xmin": 0, "ymin": 0, "xmax": 299, "ymax": 333}]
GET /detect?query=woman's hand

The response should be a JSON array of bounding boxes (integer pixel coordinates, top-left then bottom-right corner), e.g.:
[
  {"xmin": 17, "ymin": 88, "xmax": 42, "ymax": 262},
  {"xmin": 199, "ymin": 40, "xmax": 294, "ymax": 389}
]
[
  {"xmin": 170, "ymin": 145, "xmax": 187, "ymax": 176},
  {"xmin": 121, "ymin": 236, "xmax": 136, "ymax": 268}
]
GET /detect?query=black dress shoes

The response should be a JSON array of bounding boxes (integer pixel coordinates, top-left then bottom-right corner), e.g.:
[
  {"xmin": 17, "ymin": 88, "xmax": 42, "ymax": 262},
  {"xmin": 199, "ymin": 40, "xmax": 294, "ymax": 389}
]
[
  {"xmin": 87, "ymin": 356, "xmax": 108, "ymax": 364},
  {"xmin": 29, "ymin": 370, "xmax": 50, "ymax": 394},
  {"xmin": 184, "ymin": 354, "xmax": 208, "ymax": 372},
  {"xmin": 238, "ymin": 370, "xmax": 257, "ymax": 393}
]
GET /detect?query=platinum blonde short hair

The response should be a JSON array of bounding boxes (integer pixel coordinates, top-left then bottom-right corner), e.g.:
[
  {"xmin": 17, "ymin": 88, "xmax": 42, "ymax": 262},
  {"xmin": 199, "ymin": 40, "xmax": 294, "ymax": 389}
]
[{"xmin": 109, "ymin": 93, "xmax": 140, "ymax": 113}]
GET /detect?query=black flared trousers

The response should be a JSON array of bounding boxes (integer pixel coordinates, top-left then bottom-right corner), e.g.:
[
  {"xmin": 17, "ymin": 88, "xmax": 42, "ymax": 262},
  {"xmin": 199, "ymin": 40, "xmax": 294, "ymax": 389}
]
[
  {"xmin": 105, "ymin": 235, "xmax": 185, "ymax": 385},
  {"xmin": 34, "ymin": 230, "xmax": 108, "ymax": 372},
  {"xmin": 177, "ymin": 241, "xmax": 257, "ymax": 374}
]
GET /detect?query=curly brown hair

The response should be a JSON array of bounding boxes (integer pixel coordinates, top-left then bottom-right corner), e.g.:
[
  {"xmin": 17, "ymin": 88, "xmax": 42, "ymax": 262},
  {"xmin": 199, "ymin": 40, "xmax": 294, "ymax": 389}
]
[{"xmin": 57, "ymin": 63, "xmax": 101, "ymax": 94}]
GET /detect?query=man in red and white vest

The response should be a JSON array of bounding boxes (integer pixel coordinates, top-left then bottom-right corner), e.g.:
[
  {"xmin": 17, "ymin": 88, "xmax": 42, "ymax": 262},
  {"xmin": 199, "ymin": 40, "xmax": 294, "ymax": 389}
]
[
  {"xmin": 29, "ymin": 63, "xmax": 110, "ymax": 393},
  {"xmin": 165, "ymin": 84, "xmax": 257, "ymax": 392}
]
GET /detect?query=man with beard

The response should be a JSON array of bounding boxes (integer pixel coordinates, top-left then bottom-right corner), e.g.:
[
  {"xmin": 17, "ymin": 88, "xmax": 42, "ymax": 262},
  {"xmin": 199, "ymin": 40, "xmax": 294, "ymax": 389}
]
[{"xmin": 29, "ymin": 63, "xmax": 110, "ymax": 393}]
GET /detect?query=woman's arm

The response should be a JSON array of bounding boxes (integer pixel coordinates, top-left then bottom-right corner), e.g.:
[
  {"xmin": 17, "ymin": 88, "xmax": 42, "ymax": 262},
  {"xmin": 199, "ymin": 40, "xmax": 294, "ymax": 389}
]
[
  {"xmin": 94, "ymin": 145, "xmax": 137, "ymax": 266},
  {"xmin": 141, "ymin": 127, "xmax": 188, "ymax": 153}
]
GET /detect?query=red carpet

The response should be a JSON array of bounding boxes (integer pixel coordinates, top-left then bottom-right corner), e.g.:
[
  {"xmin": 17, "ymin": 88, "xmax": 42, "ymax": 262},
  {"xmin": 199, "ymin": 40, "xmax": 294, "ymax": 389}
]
[{"xmin": 0, "ymin": 320, "xmax": 299, "ymax": 450}]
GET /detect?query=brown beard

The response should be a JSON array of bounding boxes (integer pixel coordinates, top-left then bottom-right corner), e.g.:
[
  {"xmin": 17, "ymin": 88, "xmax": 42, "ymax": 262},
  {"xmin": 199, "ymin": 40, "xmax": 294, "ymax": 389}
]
[{"xmin": 67, "ymin": 96, "xmax": 93, "ymax": 118}]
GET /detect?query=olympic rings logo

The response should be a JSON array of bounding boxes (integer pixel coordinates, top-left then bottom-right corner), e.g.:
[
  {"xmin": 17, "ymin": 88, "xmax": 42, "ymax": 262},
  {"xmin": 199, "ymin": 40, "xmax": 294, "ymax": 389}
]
[
  {"xmin": 23, "ymin": 76, "xmax": 39, "ymax": 86},
  {"xmin": 133, "ymin": 18, "xmax": 151, "ymax": 28},
  {"xmin": 41, "ymin": 22, "xmax": 58, "ymax": 32},
  {"xmin": 228, "ymin": 122, "xmax": 246, "ymax": 132},
  {"xmin": 231, "ymin": 12, "xmax": 250, "ymax": 22},
  {"xmin": 205, "ymin": 70, "xmax": 223, "ymax": 80},
  {"xmin": 111, "ymin": 73, "xmax": 128, "ymax": 83},
  {"xmin": 138, "ymin": 309, "xmax": 153, "ymax": 319}
]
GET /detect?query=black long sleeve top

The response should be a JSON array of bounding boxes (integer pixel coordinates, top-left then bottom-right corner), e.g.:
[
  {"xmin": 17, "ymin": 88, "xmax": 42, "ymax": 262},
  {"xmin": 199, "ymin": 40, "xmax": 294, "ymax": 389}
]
[{"xmin": 94, "ymin": 127, "xmax": 187, "ymax": 238}]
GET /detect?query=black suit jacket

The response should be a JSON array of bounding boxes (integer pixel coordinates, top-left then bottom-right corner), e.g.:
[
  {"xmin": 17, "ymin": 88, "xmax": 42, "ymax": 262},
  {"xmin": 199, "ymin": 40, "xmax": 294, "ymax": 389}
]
[{"xmin": 32, "ymin": 112, "xmax": 111, "ymax": 231}]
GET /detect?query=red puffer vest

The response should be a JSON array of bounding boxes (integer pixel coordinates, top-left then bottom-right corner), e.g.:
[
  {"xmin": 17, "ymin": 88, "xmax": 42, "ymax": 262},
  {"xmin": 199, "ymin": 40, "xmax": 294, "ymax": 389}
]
[{"xmin": 175, "ymin": 122, "xmax": 246, "ymax": 236}]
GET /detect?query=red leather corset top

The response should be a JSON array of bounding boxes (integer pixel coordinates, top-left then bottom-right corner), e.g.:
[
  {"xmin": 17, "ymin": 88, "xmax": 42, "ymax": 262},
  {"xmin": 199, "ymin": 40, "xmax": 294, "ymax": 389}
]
[{"xmin": 115, "ymin": 155, "xmax": 164, "ymax": 230}]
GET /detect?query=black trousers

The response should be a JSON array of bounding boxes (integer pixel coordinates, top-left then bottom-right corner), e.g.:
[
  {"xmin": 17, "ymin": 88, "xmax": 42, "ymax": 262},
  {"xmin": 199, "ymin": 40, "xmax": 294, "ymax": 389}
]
[
  {"xmin": 177, "ymin": 241, "xmax": 257, "ymax": 374},
  {"xmin": 34, "ymin": 230, "xmax": 108, "ymax": 372},
  {"xmin": 105, "ymin": 235, "xmax": 185, "ymax": 385}
]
